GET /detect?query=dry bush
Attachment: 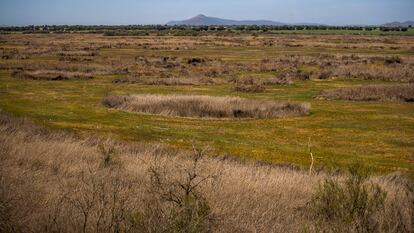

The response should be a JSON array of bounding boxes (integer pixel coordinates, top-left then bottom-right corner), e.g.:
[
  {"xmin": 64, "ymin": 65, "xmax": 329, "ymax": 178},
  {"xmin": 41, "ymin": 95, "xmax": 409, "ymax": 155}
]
[
  {"xmin": 11, "ymin": 70, "xmax": 94, "ymax": 81},
  {"xmin": 133, "ymin": 148, "xmax": 218, "ymax": 233},
  {"xmin": 1, "ymin": 60, "xmax": 129, "ymax": 76},
  {"xmin": 0, "ymin": 114, "xmax": 413, "ymax": 232},
  {"xmin": 231, "ymin": 77, "xmax": 266, "ymax": 93},
  {"xmin": 309, "ymin": 164, "xmax": 414, "ymax": 233},
  {"xmin": 262, "ymin": 77, "xmax": 294, "ymax": 85},
  {"xmin": 102, "ymin": 94, "xmax": 311, "ymax": 119},
  {"xmin": 0, "ymin": 48, "xmax": 29, "ymax": 60},
  {"xmin": 310, "ymin": 164, "xmax": 387, "ymax": 232},
  {"xmin": 316, "ymin": 70, "xmax": 333, "ymax": 80},
  {"xmin": 321, "ymin": 64, "xmax": 414, "ymax": 82},
  {"xmin": 375, "ymin": 173, "xmax": 414, "ymax": 233},
  {"xmin": 318, "ymin": 84, "xmax": 414, "ymax": 102},
  {"xmin": 384, "ymin": 56, "xmax": 402, "ymax": 65}
]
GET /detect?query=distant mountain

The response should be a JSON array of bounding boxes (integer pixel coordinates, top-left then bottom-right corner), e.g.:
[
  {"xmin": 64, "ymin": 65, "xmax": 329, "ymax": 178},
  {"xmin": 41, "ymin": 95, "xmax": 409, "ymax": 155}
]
[
  {"xmin": 167, "ymin": 14, "xmax": 287, "ymax": 26},
  {"xmin": 382, "ymin": 21, "xmax": 414, "ymax": 27}
]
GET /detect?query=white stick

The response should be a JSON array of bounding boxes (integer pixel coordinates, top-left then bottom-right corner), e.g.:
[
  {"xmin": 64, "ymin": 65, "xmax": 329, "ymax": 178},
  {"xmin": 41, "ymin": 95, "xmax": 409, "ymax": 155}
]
[{"xmin": 308, "ymin": 137, "xmax": 314, "ymax": 176}]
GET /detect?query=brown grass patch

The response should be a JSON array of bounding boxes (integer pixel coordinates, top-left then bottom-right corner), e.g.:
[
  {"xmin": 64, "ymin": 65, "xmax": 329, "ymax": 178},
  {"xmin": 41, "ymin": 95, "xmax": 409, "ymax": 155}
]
[
  {"xmin": 102, "ymin": 94, "xmax": 311, "ymax": 119},
  {"xmin": 11, "ymin": 70, "xmax": 94, "ymax": 81},
  {"xmin": 231, "ymin": 77, "xmax": 266, "ymax": 93},
  {"xmin": 113, "ymin": 76, "xmax": 218, "ymax": 85},
  {"xmin": 318, "ymin": 84, "xmax": 414, "ymax": 102}
]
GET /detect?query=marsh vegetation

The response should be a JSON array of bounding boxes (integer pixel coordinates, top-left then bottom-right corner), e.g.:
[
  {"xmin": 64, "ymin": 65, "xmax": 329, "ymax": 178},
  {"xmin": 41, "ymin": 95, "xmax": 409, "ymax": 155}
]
[{"xmin": 0, "ymin": 31, "xmax": 414, "ymax": 232}]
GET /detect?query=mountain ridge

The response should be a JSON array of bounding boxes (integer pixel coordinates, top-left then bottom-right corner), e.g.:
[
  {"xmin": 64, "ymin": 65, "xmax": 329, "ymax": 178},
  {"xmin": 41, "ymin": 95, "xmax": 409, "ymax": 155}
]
[
  {"xmin": 382, "ymin": 21, "xmax": 414, "ymax": 27},
  {"xmin": 167, "ymin": 15, "xmax": 414, "ymax": 27},
  {"xmin": 167, "ymin": 14, "xmax": 291, "ymax": 26}
]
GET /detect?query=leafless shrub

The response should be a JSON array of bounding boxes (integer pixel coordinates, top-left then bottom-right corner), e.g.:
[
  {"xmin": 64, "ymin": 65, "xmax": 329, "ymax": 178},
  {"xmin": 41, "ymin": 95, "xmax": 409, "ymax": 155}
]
[
  {"xmin": 49, "ymin": 166, "xmax": 138, "ymax": 233},
  {"xmin": 133, "ymin": 147, "xmax": 218, "ymax": 233},
  {"xmin": 102, "ymin": 94, "xmax": 311, "ymax": 119},
  {"xmin": 317, "ymin": 84, "xmax": 414, "ymax": 102}
]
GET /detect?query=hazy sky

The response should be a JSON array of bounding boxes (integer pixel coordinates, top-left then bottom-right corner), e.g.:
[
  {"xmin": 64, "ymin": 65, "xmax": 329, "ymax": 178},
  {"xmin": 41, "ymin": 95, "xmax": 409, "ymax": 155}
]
[{"xmin": 0, "ymin": 0, "xmax": 413, "ymax": 26}]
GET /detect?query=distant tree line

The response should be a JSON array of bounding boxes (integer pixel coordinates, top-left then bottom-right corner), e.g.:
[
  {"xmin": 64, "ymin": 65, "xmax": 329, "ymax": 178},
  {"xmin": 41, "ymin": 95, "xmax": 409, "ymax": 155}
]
[{"xmin": 0, "ymin": 24, "xmax": 410, "ymax": 35}]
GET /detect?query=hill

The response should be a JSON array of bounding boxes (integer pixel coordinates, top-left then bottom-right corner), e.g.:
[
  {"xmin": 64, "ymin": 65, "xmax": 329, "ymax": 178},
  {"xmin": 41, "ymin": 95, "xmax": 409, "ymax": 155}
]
[
  {"xmin": 167, "ymin": 14, "xmax": 287, "ymax": 26},
  {"xmin": 382, "ymin": 21, "xmax": 414, "ymax": 27}
]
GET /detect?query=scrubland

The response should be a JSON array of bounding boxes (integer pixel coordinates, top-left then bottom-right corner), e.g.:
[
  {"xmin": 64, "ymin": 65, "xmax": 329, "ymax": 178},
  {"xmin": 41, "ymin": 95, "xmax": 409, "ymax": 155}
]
[
  {"xmin": 318, "ymin": 84, "xmax": 414, "ymax": 102},
  {"xmin": 0, "ymin": 32, "xmax": 414, "ymax": 232},
  {"xmin": 1, "ymin": 113, "xmax": 413, "ymax": 232}
]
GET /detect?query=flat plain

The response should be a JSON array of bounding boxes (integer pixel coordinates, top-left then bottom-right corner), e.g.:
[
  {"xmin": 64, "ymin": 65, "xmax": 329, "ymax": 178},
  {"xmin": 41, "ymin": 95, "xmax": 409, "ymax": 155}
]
[{"xmin": 0, "ymin": 33, "xmax": 413, "ymax": 175}]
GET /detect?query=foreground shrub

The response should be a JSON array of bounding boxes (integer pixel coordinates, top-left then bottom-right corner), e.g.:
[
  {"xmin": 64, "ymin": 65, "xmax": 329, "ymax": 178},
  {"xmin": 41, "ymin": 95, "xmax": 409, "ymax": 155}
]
[
  {"xmin": 132, "ymin": 148, "xmax": 217, "ymax": 233},
  {"xmin": 317, "ymin": 84, "xmax": 414, "ymax": 102},
  {"xmin": 310, "ymin": 164, "xmax": 387, "ymax": 232},
  {"xmin": 102, "ymin": 94, "xmax": 311, "ymax": 119}
]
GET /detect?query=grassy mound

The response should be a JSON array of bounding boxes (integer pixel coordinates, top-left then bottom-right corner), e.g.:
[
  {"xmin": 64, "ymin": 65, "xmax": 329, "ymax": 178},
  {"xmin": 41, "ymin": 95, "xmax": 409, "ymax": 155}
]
[{"xmin": 102, "ymin": 94, "xmax": 311, "ymax": 119}]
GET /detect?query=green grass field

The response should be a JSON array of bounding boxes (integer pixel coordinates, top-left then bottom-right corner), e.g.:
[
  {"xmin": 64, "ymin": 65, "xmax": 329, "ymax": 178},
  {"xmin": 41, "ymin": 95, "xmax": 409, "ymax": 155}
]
[
  {"xmin": 1, "ymin": 69, "xmax": 413, "ymax": 175},
  {"xmin": 1, "ymin": 34, "xmax": 413, "ymax": 175}
]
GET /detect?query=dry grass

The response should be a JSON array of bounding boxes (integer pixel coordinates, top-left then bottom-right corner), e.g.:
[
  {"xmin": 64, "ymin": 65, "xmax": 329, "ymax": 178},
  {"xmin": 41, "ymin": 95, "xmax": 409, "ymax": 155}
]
[
  {"xmin": 0, "ymin": 114, "xmax": 413, "ymax": 232},
  {"xmin": 330, "ymin": 64, "xmax": 414, "ymax": 82},
  {"xmin": 318, "ymin": 84, "xmax": 414, "ymax": 102},
  {"xmin": 231, "ymin": 77, "xmax": 266, "ymax": 93},
  {"xmin": 102, "ymin": 94, "xmax": 311, "ymax": 119},
  {"xmin": 11, "ymin": 70, "xmax": 94, "ymax": 81},
  {"xmin": 113, "ymin": 76, "xmax": 219, "ymax": 86}
]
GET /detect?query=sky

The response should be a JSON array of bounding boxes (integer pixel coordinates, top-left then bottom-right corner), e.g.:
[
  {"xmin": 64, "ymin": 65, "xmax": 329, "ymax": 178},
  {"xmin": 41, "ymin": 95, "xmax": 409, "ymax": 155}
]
[{"xmin": 0, "ymin": 0, "xmax": 413, "ymax": 26}]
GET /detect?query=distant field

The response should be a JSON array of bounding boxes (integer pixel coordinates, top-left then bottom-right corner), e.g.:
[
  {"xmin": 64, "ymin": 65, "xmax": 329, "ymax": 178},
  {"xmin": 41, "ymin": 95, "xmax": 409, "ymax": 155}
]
[
  {"xmin": 265, "ymin": 28, "xmax": 414, "ymax": 36},
  {"xmin": 0, "ymin": 33, "xmax": 413, "ymax": 175}
]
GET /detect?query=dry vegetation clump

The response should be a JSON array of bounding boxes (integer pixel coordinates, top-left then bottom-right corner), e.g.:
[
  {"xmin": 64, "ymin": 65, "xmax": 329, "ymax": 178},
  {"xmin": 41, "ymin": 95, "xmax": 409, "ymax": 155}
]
[
  {"xmin": 318, "ymin": 84, "xmax": 414, "ymax": 102},
  {"xmin": 112, "ymin": 76, "xmax": 218, "ymax": 86},
  {"xmin": 309, "ymin": 164, "xmax": 414, "ymax": 233},
  {"xmin": 262, "ymin": 77, "xmax": 294, "ymax": 85},
  {"xmin": 336, "ymin": 64, "xmax": 414, "ymax": 82},
  {"xmin": 0, "ymin": 48, "xmax": 29, "ymax": 60},
  {"xmin": 384, "ymin": 56, "xmax": 403, "ymax": 65},
  {"xmin": 0, "ymin": 114, "xmax": 413, "ymax": 232},
  {"xmin": 102, "ymin": 94, "xmax": 311, "ymax": 119},
  {"xmin": 258, "ymin": 54, "xmax": 414, "ymax": 82},
  {"xmin": 231, "ymin": 77, "xmax": 266, "ymax": 93},
  {"xmin": 0, "ymin": 61, "xmax": 129, "ymax": 76},
  {"xmin": 11, "ymin": 70, "xmax": 94, "ymax": 81}
]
